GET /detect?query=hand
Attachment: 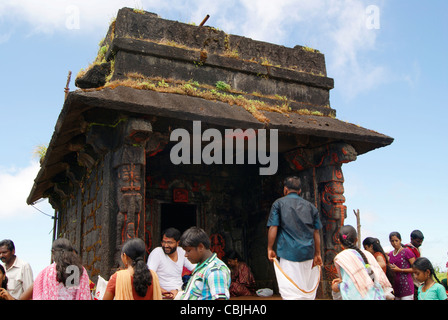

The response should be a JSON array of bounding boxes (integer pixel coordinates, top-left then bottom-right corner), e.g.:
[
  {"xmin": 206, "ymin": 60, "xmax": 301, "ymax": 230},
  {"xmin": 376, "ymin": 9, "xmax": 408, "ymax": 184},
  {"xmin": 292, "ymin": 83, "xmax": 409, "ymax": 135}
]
[
  {"xmin": 331, "ymin": 278, "xmax": 342, "ymax": 292},
  {"xmin": 170, "ymin": 289, "xmax": 179, "ymax": 299},
  {"xmin": 390, "ymin": 264, "xmax": 401, "ymax": 272},
  {"xmin": 312, "ymin": 254, "xmax": 323, "ymax": 268},
  {"xmin": 162, "ymin": 289, "xmax": 178, "ymax": 299},
  {"xmin": 267, "ymin": 249, "xmax": 277, "ymax": 262},
  {"xmin": 0, "ymin": 288, "xmax": 14, "ymax": 300}
]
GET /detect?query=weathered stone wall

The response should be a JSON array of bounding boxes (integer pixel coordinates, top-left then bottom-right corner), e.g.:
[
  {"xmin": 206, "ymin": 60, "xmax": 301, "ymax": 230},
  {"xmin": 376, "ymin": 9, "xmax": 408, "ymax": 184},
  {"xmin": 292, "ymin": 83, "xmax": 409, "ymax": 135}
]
[
  {"xmin": 57, "ymin": 159, "xmax": 107, "ymax": 282},
  {"xmin": 55, "ymin": 117, "xmax": 153, "ymax": 282}
]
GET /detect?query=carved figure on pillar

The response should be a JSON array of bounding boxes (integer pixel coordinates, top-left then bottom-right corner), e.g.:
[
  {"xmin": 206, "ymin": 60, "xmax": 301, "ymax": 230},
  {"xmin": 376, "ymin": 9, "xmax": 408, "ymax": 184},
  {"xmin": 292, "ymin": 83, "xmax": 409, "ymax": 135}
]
[
  {"xmin": 210, "ymin": 233, "xmax": 226, "ymax": 259},
  {"xmin": 113, "ymin": 119, "xmax": 153, "ymax": 266},
  {"xmin": 318, "ymin": 165, "xmax": 346, "ymax": 267},
  {"xmin": 117, "ymin": 164, "xmax": 142, "ymax": 246}
]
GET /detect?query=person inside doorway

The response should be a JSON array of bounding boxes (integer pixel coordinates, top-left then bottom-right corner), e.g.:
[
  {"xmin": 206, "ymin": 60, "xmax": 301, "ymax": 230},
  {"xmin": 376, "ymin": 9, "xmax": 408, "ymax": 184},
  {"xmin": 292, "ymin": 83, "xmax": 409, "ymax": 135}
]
[{"xmin": 225, "ymin": 250, "xmax": 256, "ymax": 297}]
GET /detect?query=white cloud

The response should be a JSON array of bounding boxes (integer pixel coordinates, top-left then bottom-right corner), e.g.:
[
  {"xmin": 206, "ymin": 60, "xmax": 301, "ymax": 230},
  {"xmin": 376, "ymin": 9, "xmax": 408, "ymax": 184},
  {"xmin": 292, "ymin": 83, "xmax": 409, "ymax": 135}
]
[
  {"xmin": 209, "ymin": 0, "xmax": 386, "ymax": 100},
  {"xmin": 324, "ymin": 1, "xmax": 386, "ymax": 99},
  {"xmin": 0, "ymin": 161, "xmax": 52, "ymax": 219}
]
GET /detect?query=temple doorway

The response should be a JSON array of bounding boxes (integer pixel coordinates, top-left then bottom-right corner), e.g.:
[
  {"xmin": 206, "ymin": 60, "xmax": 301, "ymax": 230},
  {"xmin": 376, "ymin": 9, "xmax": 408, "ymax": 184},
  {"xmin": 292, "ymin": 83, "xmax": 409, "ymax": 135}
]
[{"xmin": 160, "ymin": 203, "xmax": 197, "ymax": 236}]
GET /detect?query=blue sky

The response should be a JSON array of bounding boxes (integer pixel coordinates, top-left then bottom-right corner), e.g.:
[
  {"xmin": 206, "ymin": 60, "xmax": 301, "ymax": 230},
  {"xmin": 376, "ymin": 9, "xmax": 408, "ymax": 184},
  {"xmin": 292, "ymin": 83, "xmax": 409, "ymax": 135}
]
[{"xmin": 1, "ymin": 0, "xmax": 447, "ymax": 278}]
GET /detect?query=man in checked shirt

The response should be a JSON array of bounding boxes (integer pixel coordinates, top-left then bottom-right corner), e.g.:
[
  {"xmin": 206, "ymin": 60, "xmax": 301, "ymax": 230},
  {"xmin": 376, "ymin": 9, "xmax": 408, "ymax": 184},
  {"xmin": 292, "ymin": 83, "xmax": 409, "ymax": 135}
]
[{"xmin": 178, "ymin": 227, "xmax": 230, "ymax": 300}]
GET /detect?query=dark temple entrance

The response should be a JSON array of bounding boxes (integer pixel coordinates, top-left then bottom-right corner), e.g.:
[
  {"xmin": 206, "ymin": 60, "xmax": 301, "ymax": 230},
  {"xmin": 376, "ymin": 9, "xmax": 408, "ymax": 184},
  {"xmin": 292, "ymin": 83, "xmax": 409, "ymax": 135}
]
[{"xmin": 160, "ymin": 203, "xmax": 197, "ymax": 235}]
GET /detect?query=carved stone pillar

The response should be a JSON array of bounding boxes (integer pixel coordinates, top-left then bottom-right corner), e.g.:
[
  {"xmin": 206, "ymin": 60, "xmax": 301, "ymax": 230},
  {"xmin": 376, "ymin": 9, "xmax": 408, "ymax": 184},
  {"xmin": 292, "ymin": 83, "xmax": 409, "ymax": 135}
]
[
  {"xmin": 316, "ymin": 165, "xmax": 347, "ymax": 269},
  {"xmin": 284, "ymin": 142, "xmax": 357, "ymax": 298},
  {"xmin": 112, "ymin": 119, "xmax": 153, "ymax": 266}
]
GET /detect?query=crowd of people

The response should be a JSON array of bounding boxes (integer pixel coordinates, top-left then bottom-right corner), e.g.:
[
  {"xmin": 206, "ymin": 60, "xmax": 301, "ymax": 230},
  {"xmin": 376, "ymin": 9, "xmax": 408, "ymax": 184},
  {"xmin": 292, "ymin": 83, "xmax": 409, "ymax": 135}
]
[
  {"xmin": 0, "ymin": 227, "xmax": 243, "ymax": 301},
  {"xmin": 1, "ymin": 176, "xmax": 446, "ymax": 301},
  {"xmin": 331, "ymin": 227, "xmax": 447, "ymax": 300}
]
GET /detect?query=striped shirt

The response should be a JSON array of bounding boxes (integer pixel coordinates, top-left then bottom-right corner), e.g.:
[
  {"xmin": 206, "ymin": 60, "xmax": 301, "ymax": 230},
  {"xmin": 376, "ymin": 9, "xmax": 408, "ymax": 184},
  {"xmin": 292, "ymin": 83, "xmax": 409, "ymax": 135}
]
[{"xmin": 180, "ymin": 253, "xmax": 230, "ymax": 300}]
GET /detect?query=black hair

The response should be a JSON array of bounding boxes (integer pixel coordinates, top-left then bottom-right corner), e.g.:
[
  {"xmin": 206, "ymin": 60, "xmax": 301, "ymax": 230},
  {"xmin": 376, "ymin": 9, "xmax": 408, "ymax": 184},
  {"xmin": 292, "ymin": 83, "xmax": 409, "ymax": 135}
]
[
  {"xmin": 0, "ymin": 264, "xmax": 8, "ymax": 289},
  {"xmin": 51, "ymin": 238, "xmax": 84, "ymax": 286},
  {"xmin": 0, "ymin": 239, "xmax": 15, "ymax": 252},
  {"xmin": 162, "ymin": 227, "xmax": 181, "ymax": 241},
  {"xmin": 225, "ymin": 249, "xmax": 242, "ymax": 263},
  {"xmin": 410, "ymin": 230, "xmax": 424, "ymax": 240},
  {"xmin": 179, "ymin": 227, "xmax": 211, "ymax": 249},
  {"xmin": 389, "ymin": 231, "xmax": 402, "ymax": 242},
  {"xmin": 283, "ymin": 176, "xmax": 301, "ymax": 191},
  {"xmin": 413, "ymin": 257, "xmax": 442, "ymax": 284},
  {"xmin": 362, "ymin": 237, "xmax": 394, "ymax": 284},
  {"xmin": 121, "ymin": 238, "xmax": 152, "ymax": 297},
  {"xmin": 339, "ymin": 225, "xmax": 375, "ymax": 282}
]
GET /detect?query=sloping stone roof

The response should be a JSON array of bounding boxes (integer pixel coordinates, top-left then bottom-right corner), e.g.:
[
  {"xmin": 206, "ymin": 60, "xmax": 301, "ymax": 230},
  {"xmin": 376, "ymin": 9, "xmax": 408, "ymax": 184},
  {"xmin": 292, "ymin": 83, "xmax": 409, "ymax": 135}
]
[{"xmin": 27, "ymin": 86, "xmax": 392, "ymax": 205}]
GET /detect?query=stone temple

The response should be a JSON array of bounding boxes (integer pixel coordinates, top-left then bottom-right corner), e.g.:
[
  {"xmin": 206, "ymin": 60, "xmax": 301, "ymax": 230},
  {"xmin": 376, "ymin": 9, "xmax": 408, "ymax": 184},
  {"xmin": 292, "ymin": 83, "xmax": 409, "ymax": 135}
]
[{"xmin": 27, "ymin": 7, "xmax": 393, "ymax": 298}]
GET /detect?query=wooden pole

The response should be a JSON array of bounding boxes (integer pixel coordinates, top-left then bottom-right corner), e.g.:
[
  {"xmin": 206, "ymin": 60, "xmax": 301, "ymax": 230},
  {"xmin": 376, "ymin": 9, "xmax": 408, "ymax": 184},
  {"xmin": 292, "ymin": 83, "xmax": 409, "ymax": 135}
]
[
  {"xmin": 353, "ymin": 209, "xmax": 361, "ymax": 248},
  {"xmin": 64, "ymin": 71, "xmax": 72, "ymax": 100},
  {"xmin": 199, "ymin": 15, "xmax": 210, "ymax": 26}
]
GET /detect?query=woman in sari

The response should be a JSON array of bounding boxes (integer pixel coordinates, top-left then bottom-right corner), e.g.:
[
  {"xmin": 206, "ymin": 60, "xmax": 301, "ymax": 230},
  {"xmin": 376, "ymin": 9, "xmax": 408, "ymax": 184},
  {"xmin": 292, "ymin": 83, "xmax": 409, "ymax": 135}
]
[
  {"xmin": 225, "ymin": 250, "xmax": 256, "ymax": 297},
  {"xmin": 103, "ymin": 238, "xmax": 162, "ymax": 300},
  {"xmin": 33, "ymin": 238, "xmax": 91, "ymax": 300},
  {"xmin": 331, "ymin": 225, "xmax": 393, "ymax": 300}
]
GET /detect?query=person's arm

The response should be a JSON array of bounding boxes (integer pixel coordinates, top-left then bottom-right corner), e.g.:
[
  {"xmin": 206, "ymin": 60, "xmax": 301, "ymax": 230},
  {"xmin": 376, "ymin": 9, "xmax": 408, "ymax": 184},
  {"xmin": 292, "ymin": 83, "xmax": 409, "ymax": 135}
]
[
  {"xmin": 267, "ymin": 226, "xmax": 278, "ymax": 261},
  {"xmin": 435, "ymin": 284, "xmax": 448, "ymax": 300},
  {"xmin": 394, "ymin": 257, "xmax": 415, "ymax": 273},
  {"xmin": 102, "ymin": 273, "xmax": 116, "ymax": 300},
  {"xmin": 19, "ymin": 284, "xmax": 33, "ymax": 300},
  {"xmin": 208, "ymin": 268, "xmax": 230, "ymax": 300},
  {"xmin": 102, "ymin": 290, "xmax": 114, "ymax": 300},
  {"xmin": 312, "ymin": 229, "xmax": 323, "ymax": 267},
  {"xmin": 330, "ymin": 261, "xmax": 343, "ymax": 299},
  {"xmin": 390, "ymin": 263, "xmax": 415, "ymax": 273},
  {"xmin": 19, "ymin": 263, "xmax": 34, "ymax": 299},
  {"xmin": 148, "ymin": 249, "xmax": 173, "ymax": 297},
  {"xmin": 375, "ymin": 254, "xmax": 387, "ymax": 271},
  {"xmin": 266, "ymin": 201, "xmax": 280, "ymax": 262},
  {"xmin": 391, "ymin": 249, "xmax": 416, "ymax": 273},
  {"xmin": 147, "ymin": 249, "xmax": 159, "ymax": 271}
]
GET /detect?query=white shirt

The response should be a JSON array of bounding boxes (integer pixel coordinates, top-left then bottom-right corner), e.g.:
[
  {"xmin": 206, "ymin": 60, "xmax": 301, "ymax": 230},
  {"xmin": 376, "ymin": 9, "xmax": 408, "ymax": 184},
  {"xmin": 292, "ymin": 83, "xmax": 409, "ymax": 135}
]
[
  {"xmin": 4, "ymin": 257, "xmax": 34, "ymax": 299},
  {"xmin": 147, "ymin": 247, "xmax": 195, "ymax": 291}
]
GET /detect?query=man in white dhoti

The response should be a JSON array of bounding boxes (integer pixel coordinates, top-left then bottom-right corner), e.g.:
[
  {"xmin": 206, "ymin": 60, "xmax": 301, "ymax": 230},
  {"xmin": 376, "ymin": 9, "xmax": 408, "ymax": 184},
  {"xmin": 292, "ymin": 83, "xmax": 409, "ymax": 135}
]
[{"xmin": 267, "ymin": 176, "xmax": 322, "ymax": 300}]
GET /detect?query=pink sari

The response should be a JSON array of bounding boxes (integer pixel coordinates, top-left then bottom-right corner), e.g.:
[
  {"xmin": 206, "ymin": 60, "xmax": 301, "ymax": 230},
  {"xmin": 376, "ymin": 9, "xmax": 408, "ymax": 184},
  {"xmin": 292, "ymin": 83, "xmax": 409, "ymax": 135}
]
[{"xmin": 33, "ymin": 263, "xmax": 91, "ymax": 300}]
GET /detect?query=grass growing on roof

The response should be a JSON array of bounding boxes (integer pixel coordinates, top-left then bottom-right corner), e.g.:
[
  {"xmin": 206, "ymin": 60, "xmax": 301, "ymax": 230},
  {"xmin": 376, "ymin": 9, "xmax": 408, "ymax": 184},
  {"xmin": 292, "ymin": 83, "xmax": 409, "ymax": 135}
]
[{"xmin": 82, "ymin": 72, "xmax": 331, "ymax": 123}]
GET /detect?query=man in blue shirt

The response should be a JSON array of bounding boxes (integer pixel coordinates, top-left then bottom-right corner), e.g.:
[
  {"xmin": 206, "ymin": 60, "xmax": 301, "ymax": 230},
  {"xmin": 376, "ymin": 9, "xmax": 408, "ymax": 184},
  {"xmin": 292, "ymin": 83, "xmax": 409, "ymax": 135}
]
[{"xmin": 267, "ymin": 176, "xmax": 323, "ymax": 299}]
